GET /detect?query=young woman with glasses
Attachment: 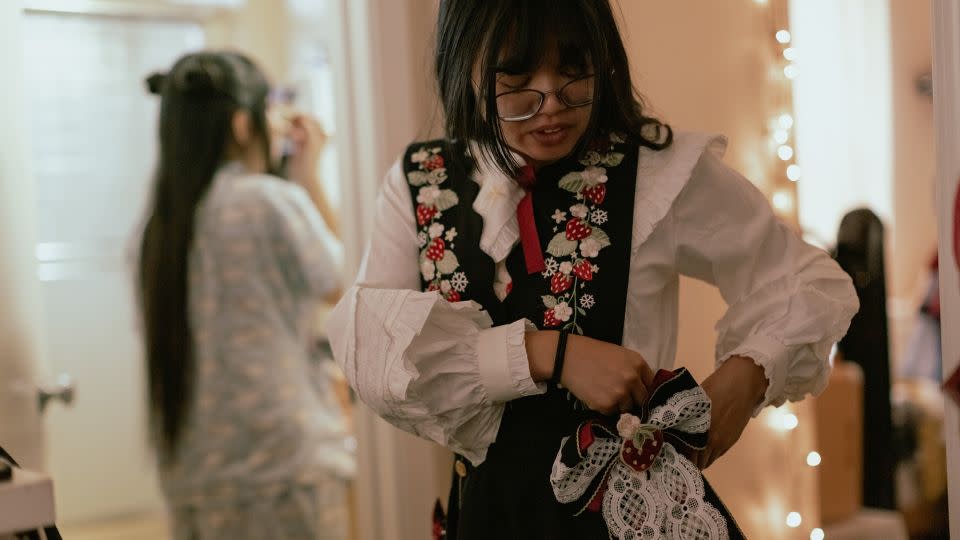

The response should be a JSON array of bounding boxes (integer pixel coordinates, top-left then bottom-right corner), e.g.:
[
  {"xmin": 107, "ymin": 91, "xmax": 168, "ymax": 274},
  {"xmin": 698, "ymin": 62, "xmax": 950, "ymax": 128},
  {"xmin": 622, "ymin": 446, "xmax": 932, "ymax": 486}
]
[{"xmin": 329, "ymin": 1, "xmax": 858, "ymax": 538}]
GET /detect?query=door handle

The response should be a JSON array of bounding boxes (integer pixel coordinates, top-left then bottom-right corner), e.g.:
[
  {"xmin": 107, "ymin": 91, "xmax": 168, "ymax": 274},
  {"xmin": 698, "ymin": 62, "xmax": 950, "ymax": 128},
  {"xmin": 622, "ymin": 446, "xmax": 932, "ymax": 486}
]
[{"xmin": 37, "ymin": 373, "xmax": 75, "ymax": 413}]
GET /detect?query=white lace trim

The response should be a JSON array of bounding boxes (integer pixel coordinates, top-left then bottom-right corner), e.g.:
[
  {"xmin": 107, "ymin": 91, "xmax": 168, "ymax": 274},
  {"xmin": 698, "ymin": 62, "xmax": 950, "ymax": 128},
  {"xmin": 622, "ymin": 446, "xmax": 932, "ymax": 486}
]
[
  {"xmin": 551, "ymin": 436, "xmax": 621, "ymax": 505},
  {"xmin": 550, "ymin": 374, "xmax": 727, "ymax": 539},
  {"xmin": 603, "ymin": 445, "xmax": 729, "ymax": 540},
  {"xmin": 647, "ymin": 387, "xmax": 712, "ymax": 435}
]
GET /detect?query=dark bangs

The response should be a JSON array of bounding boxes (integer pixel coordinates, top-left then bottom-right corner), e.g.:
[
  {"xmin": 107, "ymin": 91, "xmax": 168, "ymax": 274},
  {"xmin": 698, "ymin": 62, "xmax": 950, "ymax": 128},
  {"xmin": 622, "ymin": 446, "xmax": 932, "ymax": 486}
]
[{"xmin": 435, "ymin": 0, "xmax": 673, "ymax": 177}]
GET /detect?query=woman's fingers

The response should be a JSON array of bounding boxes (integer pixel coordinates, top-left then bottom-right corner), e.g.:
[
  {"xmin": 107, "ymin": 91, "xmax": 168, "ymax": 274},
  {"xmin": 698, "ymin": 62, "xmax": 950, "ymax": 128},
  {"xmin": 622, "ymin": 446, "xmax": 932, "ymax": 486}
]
[{"xmin": 629, "ymin": 381, "xmax": 648, "ymax": 412}]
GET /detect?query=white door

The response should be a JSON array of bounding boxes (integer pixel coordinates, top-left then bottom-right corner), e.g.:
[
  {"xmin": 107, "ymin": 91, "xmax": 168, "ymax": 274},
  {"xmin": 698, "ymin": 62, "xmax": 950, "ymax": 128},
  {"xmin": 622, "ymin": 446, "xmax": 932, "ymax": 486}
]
[{"xmin": 8, "ymin": 6, "xmax": 205, "ymax": 525}]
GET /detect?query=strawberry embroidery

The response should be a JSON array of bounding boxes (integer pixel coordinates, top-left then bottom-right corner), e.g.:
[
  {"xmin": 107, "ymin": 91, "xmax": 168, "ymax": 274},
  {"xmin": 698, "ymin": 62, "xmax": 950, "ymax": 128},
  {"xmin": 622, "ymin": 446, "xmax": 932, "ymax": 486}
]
[
  {"xmin": 572, "ymin": 260, "xmax": 594, "ymax": 281},
  {"xmin": 417, "ymin": 204, "xmax": 438, "ymax": 226},
  {"xmin": 426, "ymin": 237, "xmax": 445, "ymax": 261},
  {"xmin": 408, "ymin": 145, "xmax": 469, "ymax": 301},
  {"xmin": 423, "ymin": 154, "xmax": 445, "ymax": 171},
  {"xmin": 582, "ymin": 184, "xmax": 606, "ymax": 205},
  {"xmin": 565, "ymin": 218, "xmax": 592, "ymax": 241},
  {"xmin": 544, "ymin": 309, "xmax": 562, "ymax": 328},
  {"xmin": 540, "ymin": 132, "xmax": 625, "ymax": 333},
  {"xmin": 551, "ymin": 273, "xmax": 574, "ymax": 294}
]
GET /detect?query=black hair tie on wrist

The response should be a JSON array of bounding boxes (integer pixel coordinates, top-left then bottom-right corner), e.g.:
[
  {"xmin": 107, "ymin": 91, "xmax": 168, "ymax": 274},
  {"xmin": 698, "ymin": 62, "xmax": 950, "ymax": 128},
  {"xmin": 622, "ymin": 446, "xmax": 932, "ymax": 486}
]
[{"xmin": 551, "ymin": 330, "xmax": 570, "ymax": 388}]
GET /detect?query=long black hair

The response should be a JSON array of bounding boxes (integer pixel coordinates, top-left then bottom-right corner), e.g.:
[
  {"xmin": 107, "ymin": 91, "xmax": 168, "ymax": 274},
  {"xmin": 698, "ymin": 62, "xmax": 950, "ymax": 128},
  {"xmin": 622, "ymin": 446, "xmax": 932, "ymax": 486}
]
[
  {"xmin": 435, "ymin": 0, "xmax": 673, "ymax": 176},
  {"xmin": 138, "ymin": 51, "xmax": 272, "ymax": 460}
]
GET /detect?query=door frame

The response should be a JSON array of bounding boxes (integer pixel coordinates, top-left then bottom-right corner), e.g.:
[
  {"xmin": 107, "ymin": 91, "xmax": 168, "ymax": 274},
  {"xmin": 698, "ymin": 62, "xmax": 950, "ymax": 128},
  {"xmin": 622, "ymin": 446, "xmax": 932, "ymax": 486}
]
[{"xmin": 932, "ymin": 0, "xmax": 960, "ymax": 535}]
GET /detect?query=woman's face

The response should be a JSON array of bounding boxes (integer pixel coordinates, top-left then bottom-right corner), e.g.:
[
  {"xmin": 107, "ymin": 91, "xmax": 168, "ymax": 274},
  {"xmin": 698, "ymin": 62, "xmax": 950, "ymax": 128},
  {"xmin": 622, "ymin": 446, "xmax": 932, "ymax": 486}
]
[{"xmin": 491, "ymin": 51, "xmax": 593, "ymax": 168}]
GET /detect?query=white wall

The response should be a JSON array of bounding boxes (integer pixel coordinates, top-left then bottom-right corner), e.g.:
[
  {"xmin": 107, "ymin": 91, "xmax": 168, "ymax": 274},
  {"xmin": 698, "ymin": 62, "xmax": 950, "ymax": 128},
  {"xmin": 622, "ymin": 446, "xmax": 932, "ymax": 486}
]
[{"xmin": 932, "ymin": 0, "xmax": 960, "ymax": 534}]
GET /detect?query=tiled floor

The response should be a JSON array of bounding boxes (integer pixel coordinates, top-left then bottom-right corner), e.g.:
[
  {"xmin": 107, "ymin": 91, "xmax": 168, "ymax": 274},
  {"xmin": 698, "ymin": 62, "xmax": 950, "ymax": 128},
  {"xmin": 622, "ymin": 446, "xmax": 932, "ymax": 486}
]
[{"xmin": 58, "ymin": 513, "xmax": 169, "ymax": 540}]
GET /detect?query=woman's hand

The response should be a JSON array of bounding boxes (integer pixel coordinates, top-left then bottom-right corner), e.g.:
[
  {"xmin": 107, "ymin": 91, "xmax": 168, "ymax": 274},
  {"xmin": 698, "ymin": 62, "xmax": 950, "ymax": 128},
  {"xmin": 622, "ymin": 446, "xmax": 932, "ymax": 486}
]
[
  {"xmin": 286, "ymin": 114, "xmax": 328, "ymax": 187},
  {"xmin": 527, "ymin": 332, "xmax": 654, "ymax": 415},
  {"xmin": 690, "ymin": 355, "xmax": 768, "ymax": 469},
  {"xmin": 284, "ymin": 114, "xmax": 341, "ymax": 238}
]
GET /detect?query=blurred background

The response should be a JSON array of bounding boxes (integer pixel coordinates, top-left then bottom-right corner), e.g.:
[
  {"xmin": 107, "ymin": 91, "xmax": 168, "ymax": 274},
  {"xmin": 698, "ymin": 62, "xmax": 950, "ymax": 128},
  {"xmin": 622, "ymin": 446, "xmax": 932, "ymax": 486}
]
[{"xmin": 0, "ymin": 0, "xmax": 956, "ymax": 539}]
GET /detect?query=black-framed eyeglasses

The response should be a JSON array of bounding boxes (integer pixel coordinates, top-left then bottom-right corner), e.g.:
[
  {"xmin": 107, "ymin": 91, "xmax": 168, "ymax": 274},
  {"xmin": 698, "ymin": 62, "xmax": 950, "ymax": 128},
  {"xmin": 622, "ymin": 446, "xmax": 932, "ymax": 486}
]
[{"xmin": 495, "ymin": 75, "xmax": 595, "ymax": 122}]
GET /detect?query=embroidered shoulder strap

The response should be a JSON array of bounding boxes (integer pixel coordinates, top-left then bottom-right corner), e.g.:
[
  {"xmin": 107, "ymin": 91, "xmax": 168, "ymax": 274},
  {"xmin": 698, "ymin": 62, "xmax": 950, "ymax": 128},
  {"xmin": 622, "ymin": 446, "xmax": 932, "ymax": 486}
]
[{"xmin": 402, "ymin": 140, "xmax": 472, "ymax": 302}]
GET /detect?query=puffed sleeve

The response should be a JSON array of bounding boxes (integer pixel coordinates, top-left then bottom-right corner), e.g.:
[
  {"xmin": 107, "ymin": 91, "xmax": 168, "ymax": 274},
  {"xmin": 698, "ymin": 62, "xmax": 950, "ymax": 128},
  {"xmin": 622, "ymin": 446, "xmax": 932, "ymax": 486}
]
[
  {"xmin": 674, "ymin": 151, "xmax": 859, "ymax": 413},
  {"xmin": 326, "ymin": 159, "xmax": 543, "ymax": 465},
  {"xmin": 215, "ymin": 175, "xmax": 341, "ymax": 298},
  {"xmin": 235, "ymin": 178, "xmax": 342, "ymax": 299}
]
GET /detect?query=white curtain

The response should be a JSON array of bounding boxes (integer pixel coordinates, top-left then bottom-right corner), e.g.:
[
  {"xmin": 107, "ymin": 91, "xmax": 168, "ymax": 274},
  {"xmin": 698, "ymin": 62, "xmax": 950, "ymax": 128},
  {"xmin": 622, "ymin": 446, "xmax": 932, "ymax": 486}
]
[{"xmin": 790, "ymin": 0, "xmax": 895, "ymax": 246}]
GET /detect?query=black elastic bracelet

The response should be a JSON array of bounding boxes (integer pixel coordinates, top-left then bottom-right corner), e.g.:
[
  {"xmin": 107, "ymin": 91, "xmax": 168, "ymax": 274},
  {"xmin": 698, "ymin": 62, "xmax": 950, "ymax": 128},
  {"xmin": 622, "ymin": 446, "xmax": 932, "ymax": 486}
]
[{"xmin": 551, "ymin": 330, "xmax": 570, "ymax": 388}]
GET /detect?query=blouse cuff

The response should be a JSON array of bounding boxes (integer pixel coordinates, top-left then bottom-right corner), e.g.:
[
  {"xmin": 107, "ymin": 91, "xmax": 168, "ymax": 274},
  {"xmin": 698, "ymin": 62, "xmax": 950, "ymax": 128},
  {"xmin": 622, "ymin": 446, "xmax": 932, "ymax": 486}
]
[
  {"xmin": 716, "ymin": 334, "xmax": 789, "ymax": 416},
  {"xmin": 477, "ymin": 319, "xmax": 546, "ymax": 403}
]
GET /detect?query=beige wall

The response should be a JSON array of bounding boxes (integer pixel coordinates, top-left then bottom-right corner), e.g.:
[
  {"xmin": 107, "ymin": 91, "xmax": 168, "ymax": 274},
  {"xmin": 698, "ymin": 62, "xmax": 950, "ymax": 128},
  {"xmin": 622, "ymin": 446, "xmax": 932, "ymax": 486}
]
[
  {"xmin": 889, "ymin": 0, "xmax": 937, "ymax": 363},
  {"xmin": 621, "ymin": 2, "xmax": 818, "ymax": 538}
]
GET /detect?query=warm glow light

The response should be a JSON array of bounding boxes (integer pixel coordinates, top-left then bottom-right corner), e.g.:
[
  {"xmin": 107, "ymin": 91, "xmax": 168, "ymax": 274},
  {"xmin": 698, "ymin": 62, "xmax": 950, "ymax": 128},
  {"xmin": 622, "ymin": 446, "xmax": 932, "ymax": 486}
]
[
  {"xmin": 778, "ymin": 114, "xmax": 794, "ymax": 130},
  {"xmin": 786, "ymin": 512, "xmax": 802, "ymax": 528},
  {"xmin": 783, "ymin": 47, "xmax": 798, "ymax": 61},
  {"xmin": 776, "ymin": 29, "xmax": 792, "ymax": 44},
  {"xmin": 784, "ymin": 64, "xmax": 798, "ymax": 79},
  {"xmin": 806, "ymin": 451, "xmax": 822, "ymax": 466},
  {"xmin": 787, "ymin": 164, "xmax": 802, "ymax": 181},
  {"xmin": 772, "ymin": 191, "xmax": 794, "ymax": 214},
  {"xmin": 811, "ymin": 528, "xmax": 825, "ymax": 540},
  {"xmin": 777, "ymin": 145, "xmax": 794, "ymax": 161},
  {"xmin": 782, "ymin": 413, "xmax": 799, "ymax": 430},
  {"xmin": 774, "ymin": 129, "xmax": 789, "ymax": 144}
]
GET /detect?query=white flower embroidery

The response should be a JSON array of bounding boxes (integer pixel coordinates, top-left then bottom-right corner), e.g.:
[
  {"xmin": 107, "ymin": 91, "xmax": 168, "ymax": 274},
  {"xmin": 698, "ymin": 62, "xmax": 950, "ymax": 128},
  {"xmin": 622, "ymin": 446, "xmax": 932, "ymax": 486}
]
[
  {"xmin": 551, "ymin": 209, "xmax": 568, "ymax": 223},
  {"xmin": 554, "ymin": 302, "xmax": 573, "ymax": 322},
  {"xmin": 570, "ymin": 204, "xmax": 589, "ymax": 218},
  {"xmin": 440, "ymin": 280, "xmax": 452, "ymax": 294},
  {"xmin": 592, "ymin": 264, "xmax": 599, "ymax": 273},
  {"xmin": 451, "ymin": 272, "xmax": 468, "ymax": 292},
  {"xmin": 580, "ymin": 237, "xmax": 601, "ymax": 258},
  {"xmin": 559, "ymin": 261, "xmax": 573, "ymax": 275},
  {"xmin": 445, "ymin": 227, "xmax": 458, "ymax": 242},
  {"xmin": 411, "ymin": 149, "xmax": 430, "ymax": 163},
  {"xmin": 421, "ymin": 260, "xmax": 436, "ymax": 281},
  {"xmin": 590, "ymin": 209, "xmax": 608, "ymax": 225},
  {"xmin": 616, "ymin": 413, "xmax": 642, "ymax": 439},
  {"xmin": 417, "ymin": 185, "xmax": 441, "ymax": 205},
  {"xmin": 610, "ymin": 132, "xmax": 626, "ymax": 144},
  {"xmin": 580, "ymin": 294, "xmax": 595, "ymax": 309},
  {"xmin": 581, "ymin": 166, "xmax": 608, "ymax": 185},
  {"xmin": 428, "ymin": 222, "xmax": 445, "ymax": 239},
  {"xmin": 417, "ymin": 231, "xmax": 428, "ymax": 248}
]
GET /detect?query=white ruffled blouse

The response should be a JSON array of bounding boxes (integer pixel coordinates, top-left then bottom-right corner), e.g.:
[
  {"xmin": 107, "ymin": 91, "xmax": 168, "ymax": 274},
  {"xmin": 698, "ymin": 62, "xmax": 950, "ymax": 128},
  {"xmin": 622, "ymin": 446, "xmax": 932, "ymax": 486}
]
[{"xmin": 327, "ymin": 132, "xmax": 859, "ymax": 465}]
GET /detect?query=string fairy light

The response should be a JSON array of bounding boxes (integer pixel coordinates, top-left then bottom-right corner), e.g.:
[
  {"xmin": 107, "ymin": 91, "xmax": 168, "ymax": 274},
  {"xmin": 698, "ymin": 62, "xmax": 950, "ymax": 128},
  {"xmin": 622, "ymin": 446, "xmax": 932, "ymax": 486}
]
[
  {"xmin": 786, "ymin": 512, "xmax": 803, "ymax": 528},
  {"xmin": 761, "ymin": 3, "xmax": 826, "ymax": 538}
]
